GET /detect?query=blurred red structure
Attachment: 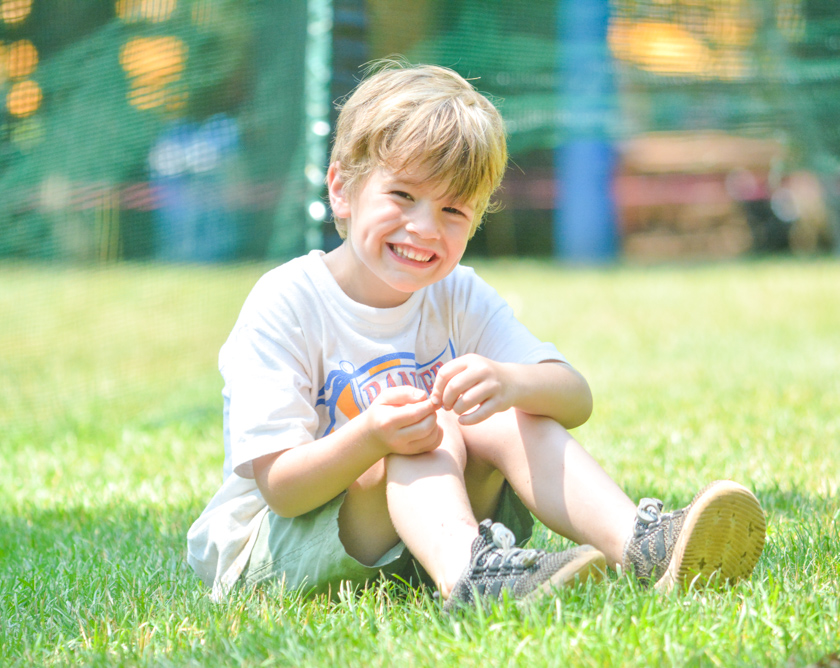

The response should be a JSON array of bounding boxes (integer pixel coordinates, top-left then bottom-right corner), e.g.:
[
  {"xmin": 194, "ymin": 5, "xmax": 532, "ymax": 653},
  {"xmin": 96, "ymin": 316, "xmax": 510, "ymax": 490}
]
[{"xmin": 500, "ymin": 132, "xmax": 833, "ymax": 259}]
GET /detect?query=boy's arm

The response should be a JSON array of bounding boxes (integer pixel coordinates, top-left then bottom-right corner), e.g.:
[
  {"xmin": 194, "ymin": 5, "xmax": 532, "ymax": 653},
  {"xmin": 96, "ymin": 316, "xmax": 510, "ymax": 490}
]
[
  {"xmin": 252, "ymin": 386, "xmax": 442, "ymax": 518},
  {"xmin": 430, "ymin": 356, "xmax": 592, "ymax": 429}
]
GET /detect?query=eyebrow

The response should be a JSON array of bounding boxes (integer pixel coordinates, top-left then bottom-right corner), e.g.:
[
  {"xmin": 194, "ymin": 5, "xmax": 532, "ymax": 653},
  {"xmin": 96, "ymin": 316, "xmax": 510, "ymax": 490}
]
[{"xmin": 383, "ymin": 172, "xmax": 476, "ymax": 211}]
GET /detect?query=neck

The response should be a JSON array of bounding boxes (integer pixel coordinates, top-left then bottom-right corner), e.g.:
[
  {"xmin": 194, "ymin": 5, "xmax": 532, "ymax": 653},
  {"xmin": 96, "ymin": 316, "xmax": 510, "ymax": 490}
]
[{"xmin": 323, "ymin": 244, "xmax": 413, "ymax": 308}]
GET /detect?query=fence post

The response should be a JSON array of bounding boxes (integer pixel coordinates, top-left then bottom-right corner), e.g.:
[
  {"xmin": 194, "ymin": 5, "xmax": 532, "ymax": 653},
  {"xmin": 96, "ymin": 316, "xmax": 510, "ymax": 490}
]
[
  {"xmin": 304, "ymin": 0, "xmax": 334, "ymax": 252},
  {"xmin": 555, "ymin": 0, "xmax": 618, "ymax": 262}
]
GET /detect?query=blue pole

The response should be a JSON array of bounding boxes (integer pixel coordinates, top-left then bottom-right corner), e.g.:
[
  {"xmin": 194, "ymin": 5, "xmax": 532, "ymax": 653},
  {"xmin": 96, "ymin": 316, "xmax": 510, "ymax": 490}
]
[{"xmin": 555, "ymin": 0, "xmax": 618, "ymax": 262}]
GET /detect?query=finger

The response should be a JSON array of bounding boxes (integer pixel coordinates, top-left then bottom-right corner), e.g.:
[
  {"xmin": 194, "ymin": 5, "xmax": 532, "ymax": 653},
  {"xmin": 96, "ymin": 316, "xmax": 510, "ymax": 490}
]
[
  {"xmin": 430, "ymin": 358, "xmax": 466, "ymax": 405},
  {"xmin": 409, "ymin": 410, "xmax": 440, "ymax": 434},
  {"xmin": 395, "ymin": 409, "xmax": 440, "ymax": 445},
  {"xmin": 374, "ymin": 397, "xmax": 436, "ymax": 434},
  {"xmin": 457, "ymin": 399, "xmax": 499, "ymax": 426},
  {"xmin": 441, "ymin": 370, "xmax": 480, "ymax": 411},
  {"xmin": 396, "ymin": 398, "xmax": 439, "ymax": 425},
  {"xmin": 406, "ymin": 423, "xmax": 443, "ymax": 454},
  {"xmin": 375, "ymin": 385, "xmax": 428, "ymax": 407},
  {"xmin": 451, "ymin": 384, "xmax": 491, "ymax": 416}
]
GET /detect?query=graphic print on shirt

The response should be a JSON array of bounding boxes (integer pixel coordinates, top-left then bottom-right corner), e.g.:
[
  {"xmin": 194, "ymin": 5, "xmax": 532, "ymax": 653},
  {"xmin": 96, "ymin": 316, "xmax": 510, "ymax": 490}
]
[{"xmin": 316, "ymin": 340, "xmax": 456, "ymax": 437}]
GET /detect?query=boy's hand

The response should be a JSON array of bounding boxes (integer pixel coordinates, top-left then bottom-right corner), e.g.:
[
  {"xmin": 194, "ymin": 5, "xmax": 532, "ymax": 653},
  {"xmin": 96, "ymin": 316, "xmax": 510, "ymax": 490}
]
[
  {"xmin": 430, "ymin": 354, "xmax": 514, "ymax": 426},
  {"xmin": 363, "ymin": 386, "xmax": 443, "ymax": 456}
]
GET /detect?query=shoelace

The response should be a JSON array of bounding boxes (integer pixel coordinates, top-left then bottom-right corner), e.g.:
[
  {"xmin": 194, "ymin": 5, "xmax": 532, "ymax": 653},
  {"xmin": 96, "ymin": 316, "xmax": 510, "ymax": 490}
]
[
  {"xmin": 634, "ymin": 498, "xmax": 665, "ymax": 536},
  {"xmin": 473, "ymin": 522, "xmax": 545, "ymax": 571}
]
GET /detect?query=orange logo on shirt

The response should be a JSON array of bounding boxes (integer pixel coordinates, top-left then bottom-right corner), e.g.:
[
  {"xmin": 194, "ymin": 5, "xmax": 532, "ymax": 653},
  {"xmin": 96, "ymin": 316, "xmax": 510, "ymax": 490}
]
[{"xmin": 316, "ymin": 342, "xmax": 455, "ymax": 436}]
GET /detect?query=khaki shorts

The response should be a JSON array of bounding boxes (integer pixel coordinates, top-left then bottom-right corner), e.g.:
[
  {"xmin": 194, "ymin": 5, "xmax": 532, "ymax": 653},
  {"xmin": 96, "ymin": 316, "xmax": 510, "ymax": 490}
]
[{"xmin": 240, "ymin": 483, "xmax": 534, "ymax": 596}]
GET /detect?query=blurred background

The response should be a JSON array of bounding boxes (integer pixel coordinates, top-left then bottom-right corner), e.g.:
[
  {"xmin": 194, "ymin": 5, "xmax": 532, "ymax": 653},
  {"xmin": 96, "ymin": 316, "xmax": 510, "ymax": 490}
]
[{"xmin": 2, "ymin": 0, "xmax": 839, "ymax": 265}]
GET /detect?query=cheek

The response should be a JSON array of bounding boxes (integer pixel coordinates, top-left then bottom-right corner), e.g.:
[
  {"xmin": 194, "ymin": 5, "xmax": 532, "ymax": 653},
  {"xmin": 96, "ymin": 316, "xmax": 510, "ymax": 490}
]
[
  {"xmin": 447, "ymin": 225, "xmax": 471, "ymax": 255},
  {"xmin": 349, "ymin": 219, "xmax": 385, "ymax": 254}
]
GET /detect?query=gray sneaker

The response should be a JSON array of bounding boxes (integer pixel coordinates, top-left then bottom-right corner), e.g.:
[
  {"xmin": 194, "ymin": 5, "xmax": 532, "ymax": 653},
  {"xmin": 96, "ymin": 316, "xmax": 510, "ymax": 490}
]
[
  {"xmin": 444, "ymin": 519, "xmax": 606, "ymax": 611},
  {"xmin": 622, "ymin": 480, "xmax": 766, "ymax": 592}
]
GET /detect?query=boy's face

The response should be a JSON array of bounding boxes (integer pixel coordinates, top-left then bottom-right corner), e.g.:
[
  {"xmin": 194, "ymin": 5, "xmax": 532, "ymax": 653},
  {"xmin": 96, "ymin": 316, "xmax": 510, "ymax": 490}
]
[{"xmin": 327, "ymin": 163, "xmax": 476, "ymax": 308}]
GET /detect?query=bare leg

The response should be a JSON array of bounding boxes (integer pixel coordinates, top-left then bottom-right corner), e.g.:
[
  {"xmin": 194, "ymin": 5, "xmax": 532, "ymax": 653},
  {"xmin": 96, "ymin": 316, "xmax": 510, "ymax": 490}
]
[
  {"xmin": 338, "ymin": 410, "xmax": 505, "ymax": 597},
  {"xmin": 461, "ymin": 408, "xmax": 637, "ymax": 567},
  {"xmin": 337, "ymin": 459, "xmax": 400, "ymax": 566},
  {"xmin": 385, "ymin": 409, "xmax": 507, "ymax": 596}
]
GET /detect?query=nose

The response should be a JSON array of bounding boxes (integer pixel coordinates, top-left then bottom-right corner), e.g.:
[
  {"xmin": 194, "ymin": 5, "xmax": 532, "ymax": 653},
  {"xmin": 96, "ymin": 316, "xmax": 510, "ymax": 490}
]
[{"xmin": 405, "ymin": 202, "xmax": 440, "ymax": 239}]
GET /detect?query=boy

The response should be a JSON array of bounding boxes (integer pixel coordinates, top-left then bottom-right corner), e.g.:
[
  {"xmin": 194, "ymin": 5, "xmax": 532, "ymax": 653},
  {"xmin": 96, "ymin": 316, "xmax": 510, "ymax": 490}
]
[{"xmin": 187, "ymin": 62, "xmax": 766, "ymax": 607}]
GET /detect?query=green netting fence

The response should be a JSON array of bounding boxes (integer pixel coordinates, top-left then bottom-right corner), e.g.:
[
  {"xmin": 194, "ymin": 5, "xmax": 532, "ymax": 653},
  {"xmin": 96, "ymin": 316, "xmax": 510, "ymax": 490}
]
[
  {"xmin": 2, "ymin": 0, "xmax": 839, "ymax": 263},
  {"xmin": 4, "ymin": 0, "xmax": 840, "ymax": 439}
]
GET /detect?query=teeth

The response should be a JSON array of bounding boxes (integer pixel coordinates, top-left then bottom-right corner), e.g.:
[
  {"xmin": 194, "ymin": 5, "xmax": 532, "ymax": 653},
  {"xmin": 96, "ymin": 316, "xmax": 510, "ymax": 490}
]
[{"xmin": 392, "ymin": 245, "xmax": 433, "ymax": 262}]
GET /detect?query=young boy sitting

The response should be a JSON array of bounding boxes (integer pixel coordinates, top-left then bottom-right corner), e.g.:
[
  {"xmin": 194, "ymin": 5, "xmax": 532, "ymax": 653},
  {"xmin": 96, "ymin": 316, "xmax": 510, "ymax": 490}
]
[{"xmin": 187, "ymin": 62, "xmax": 766, "ymax": 607}]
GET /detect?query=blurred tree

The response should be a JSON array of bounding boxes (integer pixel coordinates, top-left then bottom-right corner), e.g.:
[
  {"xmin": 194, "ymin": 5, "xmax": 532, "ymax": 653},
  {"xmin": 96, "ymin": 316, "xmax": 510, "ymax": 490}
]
[{"xmin": 0, "ymin": 0, "xmax": 261, "ymax": 260}]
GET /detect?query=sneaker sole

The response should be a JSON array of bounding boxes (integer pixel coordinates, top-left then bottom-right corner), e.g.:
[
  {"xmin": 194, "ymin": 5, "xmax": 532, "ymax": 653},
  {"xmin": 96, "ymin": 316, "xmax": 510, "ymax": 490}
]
[
  {"xmin": 656, "ymin": 480, "xmax": 766, "ymax": 592},
  {"xmin": 532, "ymin": 546, "xmax": 607, "ymax": 598}
]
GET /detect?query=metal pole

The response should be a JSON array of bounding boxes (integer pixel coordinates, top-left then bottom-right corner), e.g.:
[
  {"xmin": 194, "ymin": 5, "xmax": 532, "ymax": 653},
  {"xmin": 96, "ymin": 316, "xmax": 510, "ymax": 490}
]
[{"xmin": 304, "ymin": 0, "xmax": 333, "ymax": 252}]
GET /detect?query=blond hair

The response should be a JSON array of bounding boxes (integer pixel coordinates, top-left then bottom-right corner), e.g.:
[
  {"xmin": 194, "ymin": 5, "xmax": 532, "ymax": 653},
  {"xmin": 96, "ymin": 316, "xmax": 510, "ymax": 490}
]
[{"xmin": 329, "ymin": 60, "xmax": 508, "ymax": 238}]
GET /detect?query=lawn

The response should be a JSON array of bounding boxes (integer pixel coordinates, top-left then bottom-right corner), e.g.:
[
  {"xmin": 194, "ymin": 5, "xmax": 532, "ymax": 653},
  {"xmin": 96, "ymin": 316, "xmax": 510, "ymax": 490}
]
[{"xmin": 1, "ymin": 258, "xmax": 839, "ymax": 666}]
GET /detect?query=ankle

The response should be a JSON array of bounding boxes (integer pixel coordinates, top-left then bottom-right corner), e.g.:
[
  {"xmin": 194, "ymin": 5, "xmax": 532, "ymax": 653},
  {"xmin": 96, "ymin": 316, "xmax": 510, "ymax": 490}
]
[{"xmin": 434, "ymin": 529, "xmax": 478, "ymax": 599}]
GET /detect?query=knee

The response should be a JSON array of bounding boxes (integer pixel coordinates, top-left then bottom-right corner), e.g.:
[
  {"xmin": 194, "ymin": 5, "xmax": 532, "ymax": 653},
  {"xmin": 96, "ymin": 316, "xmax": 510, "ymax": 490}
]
[
  {"xmin": 482, "ymin": 407, "xmax": 569, "ymax": 438},
  {"xmin": 512, "ymin": 408, "xmax": 570, "ymax": 438},
  {"xmin": 424, "ymin": 407, "xmax": 469, "ymax": 470},
  {"xmin": 385, "ymin": 413, "xmax": 468, "ymax": 475},
  {"xmin": 385, "ymin": 441, "xmax": 467, "ymax": 473},
  {"xmin": 460, "ymin": 408, "xmax": 573, "ymax": 468}
]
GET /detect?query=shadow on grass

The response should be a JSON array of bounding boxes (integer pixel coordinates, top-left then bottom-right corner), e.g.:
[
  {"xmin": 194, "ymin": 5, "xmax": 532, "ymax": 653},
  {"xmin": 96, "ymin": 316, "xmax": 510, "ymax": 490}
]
[
  {"xmin": 0, "ymin": 498, "xmax": 219, "ymax": 663},
  {"xmin": 2, "ymin": 487, "xmax": 838, "ymax": 667},
  {"xmin": 3, "ymin": 482, "xmax": 834, "ymax": 574},
  {"xmin": 529, "ymin": 482, "xmax": 839, "ymax": 586},
  {"xmin": 2, "ymin": 480, "xmax": 837, "ymax": 659},
  {"xmin": 1, "ymin": 500, "xmax": 206, "ymax": 622}
]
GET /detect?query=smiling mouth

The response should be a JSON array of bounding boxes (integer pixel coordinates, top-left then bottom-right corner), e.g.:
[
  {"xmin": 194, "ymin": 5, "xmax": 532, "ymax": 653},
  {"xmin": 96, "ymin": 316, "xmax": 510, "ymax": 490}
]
[{"xmin": 388, "ymin": 243, "xmax": 436, "ymax": 263}]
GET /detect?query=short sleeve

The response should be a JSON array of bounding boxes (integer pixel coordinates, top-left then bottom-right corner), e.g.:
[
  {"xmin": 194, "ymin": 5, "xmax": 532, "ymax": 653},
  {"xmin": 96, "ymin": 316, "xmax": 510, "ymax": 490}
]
[
  {"xmin": 451, "ymin": 267, "xmax": 565, "ymax": 365},
  {"xmin": 223, "ymin": 317, "xmax": 319, "ymax": 480}
]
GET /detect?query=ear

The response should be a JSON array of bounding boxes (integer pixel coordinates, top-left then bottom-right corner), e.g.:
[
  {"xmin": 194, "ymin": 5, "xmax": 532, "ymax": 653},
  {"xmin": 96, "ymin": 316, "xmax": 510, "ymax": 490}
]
[{"xmin": 327, "ymin": 162, "xmax": 352, "ymax": 219}]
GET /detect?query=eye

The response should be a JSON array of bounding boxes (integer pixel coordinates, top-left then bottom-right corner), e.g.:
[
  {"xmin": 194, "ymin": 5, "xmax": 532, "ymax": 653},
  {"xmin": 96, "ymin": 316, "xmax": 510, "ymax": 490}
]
[
  {"xmin": 443, "ymin": 206, "xmax": 466, "ymax": 218},
  {"xmin": 391, "ymin": 190, "xmax": 414, "ymax": 201}
]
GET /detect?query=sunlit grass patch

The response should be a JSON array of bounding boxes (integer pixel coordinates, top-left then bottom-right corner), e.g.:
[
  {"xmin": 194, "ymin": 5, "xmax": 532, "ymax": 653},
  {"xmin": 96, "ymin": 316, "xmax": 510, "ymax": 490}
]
[{"xmin": 1, "ymin": 258, "xmax": 838, "ymax": 666}]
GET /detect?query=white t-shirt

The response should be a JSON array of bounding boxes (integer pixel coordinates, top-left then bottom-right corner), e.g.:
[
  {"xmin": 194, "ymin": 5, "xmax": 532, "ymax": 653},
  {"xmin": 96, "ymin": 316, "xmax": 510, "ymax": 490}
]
[{"xmin": 187, "ymin": 250, "xmax": 565, "ymax": 598}]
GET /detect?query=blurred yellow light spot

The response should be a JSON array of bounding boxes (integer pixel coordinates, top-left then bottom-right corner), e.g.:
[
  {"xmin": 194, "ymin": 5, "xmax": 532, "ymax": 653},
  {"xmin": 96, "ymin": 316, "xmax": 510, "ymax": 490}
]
[
  {"xmin": 8, "ymin": 39, "xmax": 38, "ymax": 79},
  {"xmin": 7, "ymin": 79, "xmax": 42, "ymax": 117},
  {"xmin": 610, "ymin": 0, "xmax": 757, "ymax": 82},
  {"xmin": 120, "ymin": 37, "xmax": 185, "ymax": 78},
  {"xmin": 1, "ymin": 0, "xmax": 32, "ymax": 24},
  {"xmin": 116, "ymin": 0, "xmax": 177, "ymax": 23},
  {"xmin": 120, "ymin": 36, "xmax": 187, "ymax": 111},
  {"xmin": 610, "ymin": 20, "xmax": 710, "ymax": 76}
]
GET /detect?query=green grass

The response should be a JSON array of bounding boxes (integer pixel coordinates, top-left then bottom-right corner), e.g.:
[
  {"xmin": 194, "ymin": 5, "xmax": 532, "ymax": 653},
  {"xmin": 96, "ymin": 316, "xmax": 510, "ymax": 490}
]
[{"xmin": 1, "ymin": 258, "xmax": 839, "ymax": 666}]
